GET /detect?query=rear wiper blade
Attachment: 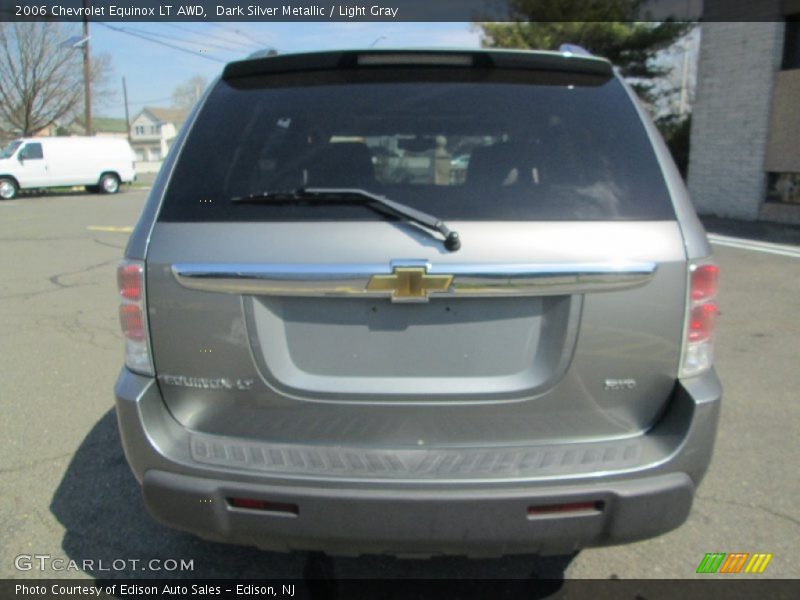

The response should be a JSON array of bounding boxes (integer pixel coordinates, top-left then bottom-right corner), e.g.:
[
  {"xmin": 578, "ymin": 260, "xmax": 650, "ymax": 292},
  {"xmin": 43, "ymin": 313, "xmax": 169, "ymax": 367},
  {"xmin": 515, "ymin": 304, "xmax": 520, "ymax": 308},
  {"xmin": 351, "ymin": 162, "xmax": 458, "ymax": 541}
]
[{"xmin": 231, "ymin": 187, "xmax": 461, "ymax": 251}]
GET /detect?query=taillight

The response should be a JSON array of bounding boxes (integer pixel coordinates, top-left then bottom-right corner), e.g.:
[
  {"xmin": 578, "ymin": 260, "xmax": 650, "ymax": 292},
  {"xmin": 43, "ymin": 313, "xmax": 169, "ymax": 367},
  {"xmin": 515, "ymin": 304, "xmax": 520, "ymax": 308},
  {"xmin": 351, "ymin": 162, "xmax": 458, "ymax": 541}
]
[
  {"xmin": 680, "ymin": 262, "xmax": 719, "ymax": 377},
  {"xmin": 119, "ymin": 304, "xmax": 145, "ymax": 341},
  {"xmin": 117, "ymin": 263, "xmax": 142, "ymax": 301},
  {"xmin": 690, "ymin": 263, "xmax": 719, "ymax": 303},
  {"xmin": 117, "ymin": 259, "xmax": 153, "ymax": 376},
  {"xmin": 688, "ymin": 303, "xmax": 717, "ymax": 343}
]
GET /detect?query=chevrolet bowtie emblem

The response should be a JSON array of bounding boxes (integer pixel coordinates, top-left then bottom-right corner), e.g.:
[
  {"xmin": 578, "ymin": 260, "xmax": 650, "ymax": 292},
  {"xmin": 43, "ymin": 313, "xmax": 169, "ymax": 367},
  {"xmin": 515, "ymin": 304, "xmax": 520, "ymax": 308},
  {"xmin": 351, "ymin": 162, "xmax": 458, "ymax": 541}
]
[{"xmin": 366, "ymin": 266, "xmax": 453, "ymax": 302}]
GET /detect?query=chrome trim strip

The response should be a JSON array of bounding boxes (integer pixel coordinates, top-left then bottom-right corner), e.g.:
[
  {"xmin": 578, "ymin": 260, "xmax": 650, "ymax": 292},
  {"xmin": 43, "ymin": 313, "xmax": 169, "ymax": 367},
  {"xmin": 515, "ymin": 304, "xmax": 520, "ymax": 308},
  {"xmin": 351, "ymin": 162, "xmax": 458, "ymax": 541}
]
[{"xmin": 172, "ymin": 261, "xmax": 657, "ymax": 298}]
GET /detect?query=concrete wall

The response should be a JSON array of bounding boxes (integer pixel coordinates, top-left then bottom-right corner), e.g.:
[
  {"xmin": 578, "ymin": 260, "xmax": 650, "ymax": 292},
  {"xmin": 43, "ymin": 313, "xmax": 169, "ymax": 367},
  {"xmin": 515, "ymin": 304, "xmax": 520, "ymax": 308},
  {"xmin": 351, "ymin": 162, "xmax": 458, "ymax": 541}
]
[
  {"xmin": 687, "ymin": 22, "xmax": 785, "ymax": 219},
  {"xmin": 135, "ymin": 161, "xmax": 162, "ymax": 174}
]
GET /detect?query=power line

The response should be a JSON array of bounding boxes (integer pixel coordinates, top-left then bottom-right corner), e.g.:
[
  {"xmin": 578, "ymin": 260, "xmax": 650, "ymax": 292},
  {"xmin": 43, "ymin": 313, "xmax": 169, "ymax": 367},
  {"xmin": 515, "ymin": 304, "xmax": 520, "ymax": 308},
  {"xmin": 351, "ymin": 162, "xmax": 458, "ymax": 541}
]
[
  {"xmin": 161, "ymin": 23, "xmax": 262, "ymax": 51},
  {"xmin": 122, "ymin": 24, "xmax": 251, "ymax": 55},
  {"xmin": 108, "ymin": 24, "xmax": 240, "ymax": 57},
  {"xmin": 207, "ymin": 23, "xmax": 274, "ymax": 51},
  {"xmin": 97, "ymin": 22, "xmax": 226, "ymax": 63}
]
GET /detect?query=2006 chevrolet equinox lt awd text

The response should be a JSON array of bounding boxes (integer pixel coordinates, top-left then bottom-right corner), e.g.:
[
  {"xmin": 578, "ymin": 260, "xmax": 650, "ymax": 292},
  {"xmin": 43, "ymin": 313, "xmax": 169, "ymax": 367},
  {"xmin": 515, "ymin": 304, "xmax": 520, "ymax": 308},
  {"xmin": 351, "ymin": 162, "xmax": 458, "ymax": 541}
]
[{"xmin": 114, "ymin": 48, "xmax": 722, "ymax": 557}]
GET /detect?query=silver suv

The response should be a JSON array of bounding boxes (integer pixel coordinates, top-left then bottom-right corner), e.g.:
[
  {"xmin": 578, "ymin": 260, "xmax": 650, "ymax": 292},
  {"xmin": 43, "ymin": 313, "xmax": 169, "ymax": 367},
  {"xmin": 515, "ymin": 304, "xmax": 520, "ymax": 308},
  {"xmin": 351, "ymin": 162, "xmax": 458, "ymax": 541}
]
[{"xmin": 115, "ymin": 48, "xmax": 721, "ymax": 557}]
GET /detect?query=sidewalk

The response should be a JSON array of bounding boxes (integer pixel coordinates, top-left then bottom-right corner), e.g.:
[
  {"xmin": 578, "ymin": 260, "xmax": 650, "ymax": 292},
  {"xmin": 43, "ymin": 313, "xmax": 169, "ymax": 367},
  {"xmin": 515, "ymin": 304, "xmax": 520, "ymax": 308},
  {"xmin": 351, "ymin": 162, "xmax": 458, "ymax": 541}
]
[{"xmin": 700, "ymin": 215, "xmax": 800, "ymax": 246}]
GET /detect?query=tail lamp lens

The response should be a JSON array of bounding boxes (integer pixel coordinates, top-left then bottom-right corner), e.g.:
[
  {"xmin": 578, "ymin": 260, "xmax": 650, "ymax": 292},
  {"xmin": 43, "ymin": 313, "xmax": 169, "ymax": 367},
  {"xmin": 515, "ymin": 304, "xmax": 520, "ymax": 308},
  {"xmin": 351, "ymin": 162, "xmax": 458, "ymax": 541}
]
[
  {"xmin": 119, "ymin": 304, "xmax": 145, "ymax": 342},
  {"xmin": 681, "ymin": 262, "xmax": 719, "ymax": 377},
  {"xmin": 688, "ymin": 303, "xmax": 718, "ymax": 343},
  {"xmin": 117, "ymin": 259, "xmax": 153, "ymax": 376},
  {"xmin": 691, "ymin": 264, "xmax": 719, "ymax": 303},
  {"xmin": 117, "ymin": 263, "xmax": 143, "ymax": 301}
]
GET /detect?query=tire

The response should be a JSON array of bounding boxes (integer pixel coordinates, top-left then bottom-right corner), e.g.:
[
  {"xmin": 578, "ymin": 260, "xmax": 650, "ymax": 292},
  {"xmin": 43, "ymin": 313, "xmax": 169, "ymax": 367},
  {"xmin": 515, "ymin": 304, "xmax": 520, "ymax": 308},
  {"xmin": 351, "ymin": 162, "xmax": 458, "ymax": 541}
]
[
  {"xmin": 0, "ymin": 177, "xmax": 18, "ymax": 200},
  {"xmin": 99, "ymin": 173, "xmax": 120, "ymax": 194},
  {"xmin": 85, "ymin": 185, "xmax": 100, "ymax": 193}
]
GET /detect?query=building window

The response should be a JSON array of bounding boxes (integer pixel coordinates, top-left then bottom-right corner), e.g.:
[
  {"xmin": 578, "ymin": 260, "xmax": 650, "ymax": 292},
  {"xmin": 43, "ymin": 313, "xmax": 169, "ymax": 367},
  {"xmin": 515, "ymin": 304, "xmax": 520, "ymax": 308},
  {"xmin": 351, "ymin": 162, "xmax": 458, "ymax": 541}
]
[
  {"xmin": 783, "ymin": 15, "xmax": 800, "ymax": 69},
  {"xmin": 149, "ymin": 147, "xmax": 162, "ymax": 161},
  {"xmin": 767, "ymin": 172, "xmax": 800, "ymax": 204},
  {"xmin": 134, "ymin": 149, "xmax": 145, "ymax": 161},
  {"xmin": 134, "ymin": 125, "xmax": 145, "ymax": 135},
  {"xmin": 149, "ymin": 125, "xmax": 159, "ymax": 135}
]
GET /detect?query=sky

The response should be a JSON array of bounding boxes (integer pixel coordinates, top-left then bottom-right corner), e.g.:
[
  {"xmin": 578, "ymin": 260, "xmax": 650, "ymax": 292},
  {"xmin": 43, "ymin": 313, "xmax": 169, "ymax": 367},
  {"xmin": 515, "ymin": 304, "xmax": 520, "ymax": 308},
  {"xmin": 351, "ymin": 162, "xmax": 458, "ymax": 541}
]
[{"xmin": 84, "ymin": 22, "xmax": 482, "ymax": 119}]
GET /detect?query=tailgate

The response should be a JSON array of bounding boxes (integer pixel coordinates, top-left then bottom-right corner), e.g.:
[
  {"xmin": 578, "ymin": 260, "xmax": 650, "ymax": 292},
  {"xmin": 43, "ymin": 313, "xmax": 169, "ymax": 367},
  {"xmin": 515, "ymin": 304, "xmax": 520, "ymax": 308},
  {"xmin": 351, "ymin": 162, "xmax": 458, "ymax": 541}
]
[{"xmin": 146, "ymin": 220, "xmax": 686, "ymax": 447}]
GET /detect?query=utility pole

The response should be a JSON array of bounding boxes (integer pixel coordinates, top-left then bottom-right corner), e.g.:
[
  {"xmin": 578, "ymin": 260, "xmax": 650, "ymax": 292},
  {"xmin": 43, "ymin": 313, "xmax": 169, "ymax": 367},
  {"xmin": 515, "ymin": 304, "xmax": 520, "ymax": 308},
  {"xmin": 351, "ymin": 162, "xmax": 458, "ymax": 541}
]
[
  {"xmin": 82, "ymin": 0, "xmax": 92, "ymax": 135},
  {"xmin": 122, "ymin": 77, "xmax": 131, "ymax": 143}
]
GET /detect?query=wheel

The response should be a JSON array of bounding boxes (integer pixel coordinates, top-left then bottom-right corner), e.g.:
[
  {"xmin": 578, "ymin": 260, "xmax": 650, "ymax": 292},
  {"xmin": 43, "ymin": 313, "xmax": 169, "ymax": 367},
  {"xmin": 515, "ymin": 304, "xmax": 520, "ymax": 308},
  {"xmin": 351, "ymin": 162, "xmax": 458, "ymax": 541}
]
[
  {"xmin": 0, "ymin": 177, "xmax": 18, "ymax": 200},
  {"xmin": 85, "ymin": 185, "xmax": 100, "ymax": 193},
  {"xmin": 99, "ymin": 173, "xmax": 120, "ymax": 194}
]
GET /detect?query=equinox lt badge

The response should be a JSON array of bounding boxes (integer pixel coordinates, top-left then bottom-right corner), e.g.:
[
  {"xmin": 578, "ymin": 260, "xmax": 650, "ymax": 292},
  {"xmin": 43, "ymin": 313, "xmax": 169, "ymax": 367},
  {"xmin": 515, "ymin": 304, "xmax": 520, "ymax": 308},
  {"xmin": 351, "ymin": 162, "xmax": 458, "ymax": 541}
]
[{"xmin": 160, "ymin": 374, "xmax": 254, "ymax": 390}]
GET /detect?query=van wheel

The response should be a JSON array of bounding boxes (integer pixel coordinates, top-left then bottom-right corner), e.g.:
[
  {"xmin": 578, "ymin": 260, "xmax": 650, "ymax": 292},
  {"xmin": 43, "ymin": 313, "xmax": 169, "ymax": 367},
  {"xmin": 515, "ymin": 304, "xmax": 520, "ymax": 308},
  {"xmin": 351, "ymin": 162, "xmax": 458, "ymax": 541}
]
[
  {"xmin": 0, "ymin": 177, "xmax": 18, "ymax": 200},
  {"xmin": 99, "ymin": 173, "xmax": 120, "ymax": 194}
]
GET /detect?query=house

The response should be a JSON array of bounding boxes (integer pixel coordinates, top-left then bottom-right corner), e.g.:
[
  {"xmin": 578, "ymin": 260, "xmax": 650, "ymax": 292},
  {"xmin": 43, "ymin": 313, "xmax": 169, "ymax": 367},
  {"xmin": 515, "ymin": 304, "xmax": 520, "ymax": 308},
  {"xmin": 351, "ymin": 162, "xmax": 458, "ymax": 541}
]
[
  {"xmin": 32, "ymin": 124, "xmax": 59, "ymax": 138},
  {"xmin": 67, "ymin": 117, "xmax": 129, "ymax": 138},
  {"xmin": 129, "ymin": 107, "xmax": 189, "ymax": 172},
  {"xmin": 687, "ymin": 0, "xmax": 800, "ymax": 224}
]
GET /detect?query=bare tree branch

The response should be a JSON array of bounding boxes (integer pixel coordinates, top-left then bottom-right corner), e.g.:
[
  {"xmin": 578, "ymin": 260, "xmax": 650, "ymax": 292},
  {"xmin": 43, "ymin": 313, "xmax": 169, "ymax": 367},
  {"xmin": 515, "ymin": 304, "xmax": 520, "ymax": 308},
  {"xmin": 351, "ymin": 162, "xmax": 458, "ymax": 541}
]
[
  {"xmin": 0, "ymin": 22, "xmax": 116, "ymax": 137},
  {"xmin": 171, "ymin": 75, "xmax": 208, "ymax": 110}
]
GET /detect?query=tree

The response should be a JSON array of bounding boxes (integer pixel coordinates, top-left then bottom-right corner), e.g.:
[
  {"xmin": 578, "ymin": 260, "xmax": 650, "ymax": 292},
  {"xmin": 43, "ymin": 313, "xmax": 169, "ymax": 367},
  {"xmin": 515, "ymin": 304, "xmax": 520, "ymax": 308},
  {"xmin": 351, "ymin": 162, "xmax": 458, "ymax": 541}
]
[
  {"xmin": 657, "ymin": 113, "xmax": 692, "ymax": 177},
  {"xmin": 171, "ymin": 75, "xmax": 208, "ymax": 109},
  {"xmin": 0, "ymin": 22, "xmax": 115, "ymax": 137},
  {"xmin": 477, "ymin": 0, "xmax": 694, "ymax": 105}
]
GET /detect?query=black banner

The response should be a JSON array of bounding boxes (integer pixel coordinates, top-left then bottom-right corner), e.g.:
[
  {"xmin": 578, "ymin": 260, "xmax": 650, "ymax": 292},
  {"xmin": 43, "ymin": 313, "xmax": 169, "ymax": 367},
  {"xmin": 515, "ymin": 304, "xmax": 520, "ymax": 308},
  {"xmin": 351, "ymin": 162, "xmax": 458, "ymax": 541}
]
[
  {"xmin": 4, "ymin": 579, "xmax": 800, "ymax": 600},
  {"xmin": 0, "ymin": 0, "xmax": 790, "ymax": 23}
]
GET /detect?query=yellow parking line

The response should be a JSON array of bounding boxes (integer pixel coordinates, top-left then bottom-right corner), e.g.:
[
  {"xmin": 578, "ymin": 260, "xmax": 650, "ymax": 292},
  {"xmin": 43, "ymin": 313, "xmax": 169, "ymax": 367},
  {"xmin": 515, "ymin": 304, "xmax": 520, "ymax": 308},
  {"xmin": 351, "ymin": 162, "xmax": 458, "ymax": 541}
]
[{"xmin": 87, "ymin": 226, "xmax": 134, "ymax": 233}]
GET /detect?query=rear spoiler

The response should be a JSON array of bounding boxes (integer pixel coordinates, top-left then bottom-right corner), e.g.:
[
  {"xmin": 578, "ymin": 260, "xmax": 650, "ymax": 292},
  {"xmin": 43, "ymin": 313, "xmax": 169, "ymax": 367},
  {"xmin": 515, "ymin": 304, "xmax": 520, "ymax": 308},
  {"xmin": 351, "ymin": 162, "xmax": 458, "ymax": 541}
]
[{"xmin": 222, "ymin": 49, "xmax": 613, "ymax": 81}]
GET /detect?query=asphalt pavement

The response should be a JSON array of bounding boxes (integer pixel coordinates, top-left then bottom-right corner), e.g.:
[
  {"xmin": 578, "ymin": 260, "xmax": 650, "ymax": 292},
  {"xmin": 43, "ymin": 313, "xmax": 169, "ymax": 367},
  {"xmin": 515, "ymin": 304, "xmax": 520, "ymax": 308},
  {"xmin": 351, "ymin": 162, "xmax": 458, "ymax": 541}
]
[{"xmin": 0, "ymin": 188, "xmax": 798, "ymax": 584}]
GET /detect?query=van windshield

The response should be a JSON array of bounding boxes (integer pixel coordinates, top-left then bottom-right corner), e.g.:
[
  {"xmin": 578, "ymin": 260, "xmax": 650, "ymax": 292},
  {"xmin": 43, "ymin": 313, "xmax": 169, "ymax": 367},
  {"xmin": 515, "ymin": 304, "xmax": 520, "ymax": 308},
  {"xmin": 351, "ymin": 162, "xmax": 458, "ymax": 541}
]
[
  {"xmin": 160, "ymin": 68, "xmax": 674, "ymax": 222},
  {"xmin": 0, "ymin": 141, "xmax": 21, "ymax": 159}
]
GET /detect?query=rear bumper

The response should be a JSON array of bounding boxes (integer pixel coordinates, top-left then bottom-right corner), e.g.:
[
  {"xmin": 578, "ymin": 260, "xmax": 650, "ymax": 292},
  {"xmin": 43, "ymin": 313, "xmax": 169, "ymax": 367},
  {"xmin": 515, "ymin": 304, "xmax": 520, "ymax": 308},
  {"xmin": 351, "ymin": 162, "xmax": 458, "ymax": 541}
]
[
  {"xmin": 143, "ymin": 470, "xmax": 693, "ymax": 557},
  {"xmin": 115, "ymin": 369, "xmax": 721, "ymax": 556}
]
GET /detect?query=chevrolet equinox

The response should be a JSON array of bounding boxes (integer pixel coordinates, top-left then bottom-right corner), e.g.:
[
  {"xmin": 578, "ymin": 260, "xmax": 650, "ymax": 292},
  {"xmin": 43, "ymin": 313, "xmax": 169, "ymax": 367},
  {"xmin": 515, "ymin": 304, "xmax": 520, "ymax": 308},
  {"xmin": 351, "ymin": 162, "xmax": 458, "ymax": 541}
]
[{"xmin": 115, "ymin": 48, "xmax": 722, "ymax": 557}]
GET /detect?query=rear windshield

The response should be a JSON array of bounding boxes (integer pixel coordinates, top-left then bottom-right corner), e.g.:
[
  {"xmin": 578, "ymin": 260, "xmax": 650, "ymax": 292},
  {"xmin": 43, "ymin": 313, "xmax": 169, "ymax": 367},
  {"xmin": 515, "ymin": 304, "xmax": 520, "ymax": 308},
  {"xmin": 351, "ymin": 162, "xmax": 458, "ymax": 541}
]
[{"xmin": 159, "ymin": 67, "xmax": 674, "ymax": 222}]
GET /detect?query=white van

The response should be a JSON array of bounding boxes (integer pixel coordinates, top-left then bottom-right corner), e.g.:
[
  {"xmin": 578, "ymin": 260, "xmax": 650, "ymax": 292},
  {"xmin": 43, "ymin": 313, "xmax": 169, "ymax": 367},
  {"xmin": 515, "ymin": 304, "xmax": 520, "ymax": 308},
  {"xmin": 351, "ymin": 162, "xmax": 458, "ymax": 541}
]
[{"xmin": 0, "ymin": 136, "xmax": 137, "ymax": 199}]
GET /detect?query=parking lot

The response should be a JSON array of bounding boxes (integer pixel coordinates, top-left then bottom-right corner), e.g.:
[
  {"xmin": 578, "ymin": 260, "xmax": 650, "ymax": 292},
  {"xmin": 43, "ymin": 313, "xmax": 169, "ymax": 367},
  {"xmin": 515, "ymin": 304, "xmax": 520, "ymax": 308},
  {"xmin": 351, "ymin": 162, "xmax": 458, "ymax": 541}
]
[{"xmin": 1, "ymin": 187, "xmax": 798, "ymax": 582}]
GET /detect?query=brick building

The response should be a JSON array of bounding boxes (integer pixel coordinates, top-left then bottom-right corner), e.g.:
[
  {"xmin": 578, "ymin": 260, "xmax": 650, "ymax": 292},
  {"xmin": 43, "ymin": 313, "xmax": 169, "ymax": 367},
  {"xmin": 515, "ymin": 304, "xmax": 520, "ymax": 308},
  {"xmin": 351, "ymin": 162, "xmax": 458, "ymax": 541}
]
[{"xmin": 688, "ymin": 1, "xmax": 800, "ymax": 223}]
